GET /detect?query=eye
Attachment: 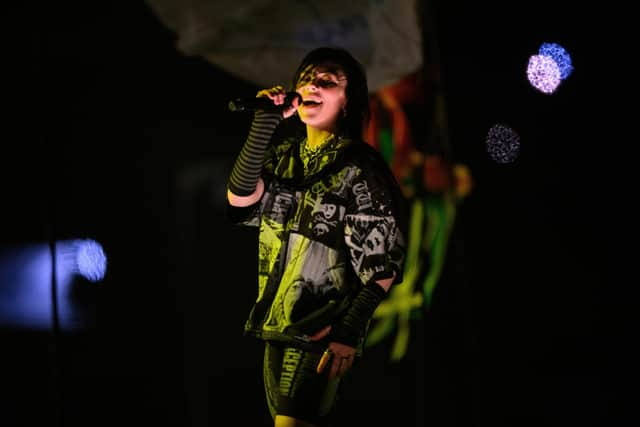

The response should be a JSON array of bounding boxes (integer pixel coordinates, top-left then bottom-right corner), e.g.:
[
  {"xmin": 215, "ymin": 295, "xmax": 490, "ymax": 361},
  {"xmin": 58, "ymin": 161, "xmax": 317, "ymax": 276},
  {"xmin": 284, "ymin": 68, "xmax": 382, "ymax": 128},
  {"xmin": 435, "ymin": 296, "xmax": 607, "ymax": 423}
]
[{"xmin": 317, "ymin": 79, "xmax": 337, "ymax": 88}]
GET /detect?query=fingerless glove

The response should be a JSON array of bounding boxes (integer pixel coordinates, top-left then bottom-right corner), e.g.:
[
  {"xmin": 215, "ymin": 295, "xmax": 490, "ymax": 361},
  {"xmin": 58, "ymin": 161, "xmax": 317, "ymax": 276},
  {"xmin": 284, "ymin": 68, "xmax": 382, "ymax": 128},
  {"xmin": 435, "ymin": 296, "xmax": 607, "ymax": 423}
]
[
  {"xmin": 228, "ymin": 111, "xmax": 282, "ymax": 196},
  {"xmin": 330, "ymin": 282, "xmax": 387, "ymax": 347}
]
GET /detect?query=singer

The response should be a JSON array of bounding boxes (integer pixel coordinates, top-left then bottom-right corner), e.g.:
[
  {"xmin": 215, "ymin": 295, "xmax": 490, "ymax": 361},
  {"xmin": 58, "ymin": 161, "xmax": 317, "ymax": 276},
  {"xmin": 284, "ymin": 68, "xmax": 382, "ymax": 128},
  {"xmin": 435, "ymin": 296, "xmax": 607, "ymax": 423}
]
[{"xmin": 225, "ymin": 47, "xmax": 407, "ymax": 427}]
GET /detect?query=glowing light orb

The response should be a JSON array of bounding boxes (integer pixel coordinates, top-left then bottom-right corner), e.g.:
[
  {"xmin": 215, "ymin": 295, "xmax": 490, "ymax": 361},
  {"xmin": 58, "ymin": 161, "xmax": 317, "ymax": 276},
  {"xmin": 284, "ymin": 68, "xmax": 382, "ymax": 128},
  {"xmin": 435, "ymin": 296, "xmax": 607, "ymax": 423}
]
[
  {"xmin": 539, "ymin": 42, "xmax": 573, "ymax": 80},
  {"xmin": 75, "ymin": 239, "xmax": 107, "ymax": 282},
  {"xmin": 526, "ymin": 54, "xmax": 562, "ymax": 94},
  {"xmin": 486, "ymin": 124, "xmax": 520, "ymax": 164}
]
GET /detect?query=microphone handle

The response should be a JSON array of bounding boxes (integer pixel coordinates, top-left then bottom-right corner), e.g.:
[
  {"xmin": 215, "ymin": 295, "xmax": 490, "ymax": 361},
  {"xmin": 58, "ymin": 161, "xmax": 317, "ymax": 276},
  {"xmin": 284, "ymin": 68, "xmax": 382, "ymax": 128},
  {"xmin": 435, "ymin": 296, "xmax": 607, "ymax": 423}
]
[{"xmin": 228, "ymin": 92, "xmax": 300, "ymax": 113}]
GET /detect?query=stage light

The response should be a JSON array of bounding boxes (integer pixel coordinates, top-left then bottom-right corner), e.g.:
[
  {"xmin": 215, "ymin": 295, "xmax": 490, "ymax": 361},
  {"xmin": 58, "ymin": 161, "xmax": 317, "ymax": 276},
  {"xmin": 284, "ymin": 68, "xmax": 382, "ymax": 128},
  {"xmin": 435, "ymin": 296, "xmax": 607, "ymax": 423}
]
[
  {"xmin": 538, "ymin": 42, "xmax": 573, "ymax": 80},
  {"xmin": 74, "ymin": 239, "xmax": 107, "ymax": 282},
  {"xmin": 526, "ymin": 54, "xmax": 562, "ymax": 94},
  {"xmin": 0, "ymin": 238, "xmax": 107, "ymax": 329},
  {"xmin": 486, "ymin": 124, "xmax": 520, "ymax": 164}
]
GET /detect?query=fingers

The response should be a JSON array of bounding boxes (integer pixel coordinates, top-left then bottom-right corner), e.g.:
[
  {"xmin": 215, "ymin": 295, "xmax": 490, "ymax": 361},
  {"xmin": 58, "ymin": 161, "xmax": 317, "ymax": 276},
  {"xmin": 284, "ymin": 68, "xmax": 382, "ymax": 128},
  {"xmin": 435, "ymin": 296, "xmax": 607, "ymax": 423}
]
[
  {"xmin": 337, "ymin": 355, "xmax": 353, "ymax": 377},
  {"xmin": 255, "ymin": 85, "xmax": 298, "ymax": 119},
  {"xmin": 317, "ymin": 345, "xmax": 355, "ymax": 380},
  {"xmin": 281, "ymin": 103, "xmax": 298, "ymax": 120},
  {"xmin": 256, "ymin": 85, "xmax": 287, "ymax": 104},
  {"xmin": 328, "ymin": 355, "xmax": 353, "ymax": 380},
  {"xmin": 329, "ymin": 355, "xmax": 340, "ymax": 380}
]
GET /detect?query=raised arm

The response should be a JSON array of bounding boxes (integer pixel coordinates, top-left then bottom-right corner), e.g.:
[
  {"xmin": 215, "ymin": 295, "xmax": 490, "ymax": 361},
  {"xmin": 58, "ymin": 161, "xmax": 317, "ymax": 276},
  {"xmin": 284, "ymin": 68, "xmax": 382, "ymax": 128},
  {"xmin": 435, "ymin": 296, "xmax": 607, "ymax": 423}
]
[{"xmin": 227, "ymin": 86, "xmax": 299, "ymax": 207}]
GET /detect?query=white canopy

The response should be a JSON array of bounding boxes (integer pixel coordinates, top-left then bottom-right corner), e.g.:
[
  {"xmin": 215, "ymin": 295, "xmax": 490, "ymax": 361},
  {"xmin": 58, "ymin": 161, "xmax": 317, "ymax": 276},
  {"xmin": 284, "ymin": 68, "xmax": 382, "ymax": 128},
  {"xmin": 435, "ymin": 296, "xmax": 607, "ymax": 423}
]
[{"xmin": 145, "ymin": 0, "xmax": 423, "ymax": 92}]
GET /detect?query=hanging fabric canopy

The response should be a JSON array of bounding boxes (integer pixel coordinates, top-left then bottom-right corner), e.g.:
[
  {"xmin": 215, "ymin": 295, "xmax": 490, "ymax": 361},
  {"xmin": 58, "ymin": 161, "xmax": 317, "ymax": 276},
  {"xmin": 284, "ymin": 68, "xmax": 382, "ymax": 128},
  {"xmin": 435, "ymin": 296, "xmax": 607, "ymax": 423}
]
[{"xmin": 145, "ymin": 0, "xmax": 422, "ymax": 92}]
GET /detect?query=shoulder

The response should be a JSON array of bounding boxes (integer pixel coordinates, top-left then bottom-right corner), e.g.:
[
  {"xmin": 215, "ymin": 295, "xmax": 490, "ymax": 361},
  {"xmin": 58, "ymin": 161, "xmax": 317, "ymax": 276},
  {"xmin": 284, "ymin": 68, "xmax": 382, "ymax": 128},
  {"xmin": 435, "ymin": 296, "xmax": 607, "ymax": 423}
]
[
  {"xmin": 343, "ymin": 141, "xmax": 397, "ymax": 185},
  {"xmin": 343, "ymin": 140, "xmax": 408, "ymax": 228},
  {"xmin": 343, "ymin": 140, "xmax": 386, "ymax": 166}
]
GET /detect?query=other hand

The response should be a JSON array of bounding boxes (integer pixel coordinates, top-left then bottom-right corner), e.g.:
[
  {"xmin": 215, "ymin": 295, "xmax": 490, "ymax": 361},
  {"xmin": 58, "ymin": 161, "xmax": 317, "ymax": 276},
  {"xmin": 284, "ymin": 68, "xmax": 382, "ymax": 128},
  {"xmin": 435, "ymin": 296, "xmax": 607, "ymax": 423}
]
[{"xmin": 310, "ymin": 325, "xmax": 356, "ymax": 380}]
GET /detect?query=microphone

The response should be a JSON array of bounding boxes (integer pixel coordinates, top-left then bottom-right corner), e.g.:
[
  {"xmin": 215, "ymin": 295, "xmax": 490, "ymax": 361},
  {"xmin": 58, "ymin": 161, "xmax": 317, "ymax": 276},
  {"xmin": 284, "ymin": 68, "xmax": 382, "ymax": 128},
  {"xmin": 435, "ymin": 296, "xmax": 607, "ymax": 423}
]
[{"xmin": 228, "ymin": 92, "xmax": 301, "ymax": 113}]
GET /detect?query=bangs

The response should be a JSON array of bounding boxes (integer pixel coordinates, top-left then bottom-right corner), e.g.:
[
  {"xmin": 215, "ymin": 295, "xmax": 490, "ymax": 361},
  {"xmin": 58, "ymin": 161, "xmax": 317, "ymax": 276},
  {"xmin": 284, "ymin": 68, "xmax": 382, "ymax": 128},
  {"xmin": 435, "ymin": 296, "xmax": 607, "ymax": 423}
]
[{"xmin": 294, "ymin": 61, "xmax": 345, "ymax": 86}]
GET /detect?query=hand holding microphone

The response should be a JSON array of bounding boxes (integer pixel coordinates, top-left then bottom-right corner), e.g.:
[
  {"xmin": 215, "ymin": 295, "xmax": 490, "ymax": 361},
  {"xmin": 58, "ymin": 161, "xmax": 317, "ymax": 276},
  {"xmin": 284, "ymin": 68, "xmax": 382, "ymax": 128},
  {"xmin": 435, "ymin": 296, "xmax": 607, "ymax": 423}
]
[{"xmin": 228, "ymin": 86, "xmax": 301, "ymax": 119}]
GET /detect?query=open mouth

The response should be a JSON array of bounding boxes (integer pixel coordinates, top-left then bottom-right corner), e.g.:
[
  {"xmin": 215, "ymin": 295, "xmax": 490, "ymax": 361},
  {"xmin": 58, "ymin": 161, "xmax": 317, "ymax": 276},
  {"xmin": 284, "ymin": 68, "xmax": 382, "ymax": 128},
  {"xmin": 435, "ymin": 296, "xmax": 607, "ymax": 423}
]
[{"xmin": 302, "ymin": 99, "xmax": 322, "ymax": 107}]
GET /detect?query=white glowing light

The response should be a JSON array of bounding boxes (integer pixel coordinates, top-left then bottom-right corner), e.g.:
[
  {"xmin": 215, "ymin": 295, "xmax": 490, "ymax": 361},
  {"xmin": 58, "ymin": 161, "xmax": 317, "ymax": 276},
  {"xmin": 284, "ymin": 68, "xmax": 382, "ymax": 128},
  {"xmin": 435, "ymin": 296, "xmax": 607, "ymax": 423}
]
[
  {"xmin": 527, "ymin": 54, "xmax": 562, "ymax": 94},
  {"xmin": 486, "ymin": 124, "xmax": 520, "ymax": 164}
]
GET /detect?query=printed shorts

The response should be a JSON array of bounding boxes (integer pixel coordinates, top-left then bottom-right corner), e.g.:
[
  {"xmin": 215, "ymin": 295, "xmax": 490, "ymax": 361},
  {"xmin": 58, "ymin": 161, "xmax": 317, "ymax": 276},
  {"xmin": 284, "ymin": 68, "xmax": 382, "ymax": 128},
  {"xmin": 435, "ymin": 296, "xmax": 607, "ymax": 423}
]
[{"xmin": 263, "ymin": 341, "xmax": 342, "ymax": 427}]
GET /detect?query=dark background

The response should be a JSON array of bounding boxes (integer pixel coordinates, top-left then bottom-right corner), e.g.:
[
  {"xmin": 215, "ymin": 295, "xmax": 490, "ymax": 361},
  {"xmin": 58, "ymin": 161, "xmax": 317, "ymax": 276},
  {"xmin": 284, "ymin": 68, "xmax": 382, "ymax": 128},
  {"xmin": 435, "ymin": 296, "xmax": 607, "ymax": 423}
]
[{"xmin": 1, "ymin": 1, "xmax": 631, "ymax": 426}]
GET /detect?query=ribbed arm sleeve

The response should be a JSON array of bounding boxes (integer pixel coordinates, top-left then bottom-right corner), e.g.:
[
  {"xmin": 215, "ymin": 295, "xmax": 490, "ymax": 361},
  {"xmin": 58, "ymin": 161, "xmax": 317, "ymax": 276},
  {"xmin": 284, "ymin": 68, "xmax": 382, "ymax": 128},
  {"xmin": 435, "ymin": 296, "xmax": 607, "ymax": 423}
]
[
  {"xmin": 228, "ymin": 111, "xmax": 282, "ymax": 196},
  {"xmin": 329, "ymin": 283, "xmax": 387, "ymax": 347}
]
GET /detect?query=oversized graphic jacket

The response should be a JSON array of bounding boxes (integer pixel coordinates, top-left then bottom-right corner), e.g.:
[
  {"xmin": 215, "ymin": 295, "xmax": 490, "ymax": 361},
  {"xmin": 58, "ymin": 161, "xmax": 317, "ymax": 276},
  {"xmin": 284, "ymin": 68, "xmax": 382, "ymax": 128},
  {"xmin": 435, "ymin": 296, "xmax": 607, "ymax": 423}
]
[{"xmin": 227, "ymin": 134, "xmax": 407, "ymax": 355}]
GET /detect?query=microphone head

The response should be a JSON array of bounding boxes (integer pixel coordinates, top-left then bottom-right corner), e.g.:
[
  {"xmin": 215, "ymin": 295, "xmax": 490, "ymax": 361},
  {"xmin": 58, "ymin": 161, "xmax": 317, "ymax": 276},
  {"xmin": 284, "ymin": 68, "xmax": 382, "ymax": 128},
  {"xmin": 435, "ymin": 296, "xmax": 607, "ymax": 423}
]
[{"xmin": 228, "ymin": 99, "xmax": 245, "ymax": 112}]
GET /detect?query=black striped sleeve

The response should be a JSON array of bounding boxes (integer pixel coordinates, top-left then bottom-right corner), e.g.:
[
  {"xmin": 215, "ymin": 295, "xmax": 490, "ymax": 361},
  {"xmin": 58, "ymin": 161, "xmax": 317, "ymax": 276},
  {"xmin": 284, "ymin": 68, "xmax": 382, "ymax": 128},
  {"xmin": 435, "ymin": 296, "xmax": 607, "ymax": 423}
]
[{"xmin": 228, "ymin": 111, "xmax": 282, "ymax": 196}]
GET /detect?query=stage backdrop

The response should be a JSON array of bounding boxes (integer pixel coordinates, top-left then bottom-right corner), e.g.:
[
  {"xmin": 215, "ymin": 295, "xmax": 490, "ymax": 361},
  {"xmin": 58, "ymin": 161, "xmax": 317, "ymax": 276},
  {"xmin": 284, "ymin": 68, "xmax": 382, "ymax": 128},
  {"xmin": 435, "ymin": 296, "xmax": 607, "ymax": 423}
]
[{"xmin": 145, "ymin": 0, "xmax": 423, "ymax": 92}]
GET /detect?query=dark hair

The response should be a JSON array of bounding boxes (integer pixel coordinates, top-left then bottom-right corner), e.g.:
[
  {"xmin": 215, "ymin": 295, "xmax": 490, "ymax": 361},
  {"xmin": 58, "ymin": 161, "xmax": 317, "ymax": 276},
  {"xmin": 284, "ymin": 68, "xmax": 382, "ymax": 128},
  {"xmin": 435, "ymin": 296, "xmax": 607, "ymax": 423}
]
[{"xmin": 291, "ymin": 47, "xmax": 370, "ymax": 141}]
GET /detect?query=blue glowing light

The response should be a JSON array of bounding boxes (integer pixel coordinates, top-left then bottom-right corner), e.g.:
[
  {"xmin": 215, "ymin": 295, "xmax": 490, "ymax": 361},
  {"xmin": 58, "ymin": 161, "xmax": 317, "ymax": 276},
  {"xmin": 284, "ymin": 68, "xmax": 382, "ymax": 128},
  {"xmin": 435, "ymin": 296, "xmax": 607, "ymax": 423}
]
[
  {"xmin": 539, "ymin": 42, "xmax": 573, "ymax": 80},
  {"xmin": 0, "ymin": 238, "xmax": 107, "ymax": 330},
  {"xmin": 526, "ymin": 54, "xmax": 562, "ymax": 94},
  {"xmin": 75, "ymin": 239, "xmax": 107, "ymax": 282},
  {"xmin": 486, "ymin": 124, "xmax": 520, "ymax": 164},
  {"xmin": 0, "ymin": 244, "xmax": 75, "ymax": 329}
]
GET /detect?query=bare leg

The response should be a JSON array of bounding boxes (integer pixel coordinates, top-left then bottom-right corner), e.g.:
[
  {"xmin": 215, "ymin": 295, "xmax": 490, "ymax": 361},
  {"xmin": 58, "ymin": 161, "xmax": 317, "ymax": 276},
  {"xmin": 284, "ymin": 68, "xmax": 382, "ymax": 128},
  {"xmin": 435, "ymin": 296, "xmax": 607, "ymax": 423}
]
[{"xmin": 274, "ymin": 414, "xmax": 318, "ymax": 427}]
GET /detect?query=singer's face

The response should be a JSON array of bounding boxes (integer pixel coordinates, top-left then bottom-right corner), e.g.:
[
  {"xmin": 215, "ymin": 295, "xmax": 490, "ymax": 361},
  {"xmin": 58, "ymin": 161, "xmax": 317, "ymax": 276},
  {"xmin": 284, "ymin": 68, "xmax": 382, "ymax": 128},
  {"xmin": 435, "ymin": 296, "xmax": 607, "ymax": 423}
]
[{"xmin": 295, "ymin": 64, "xmax": 347, "ymax": 132}]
